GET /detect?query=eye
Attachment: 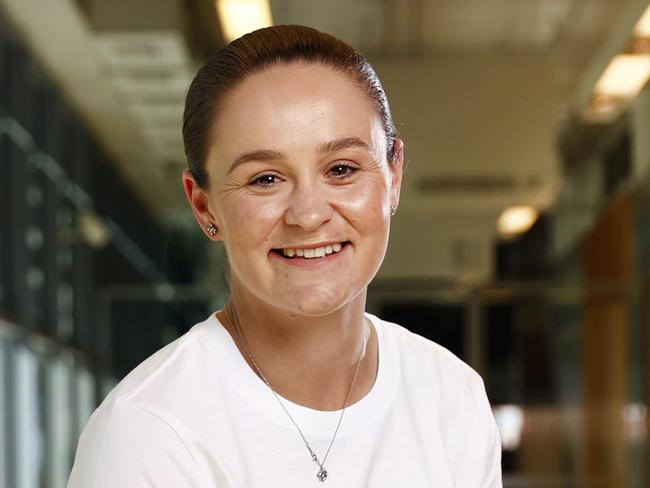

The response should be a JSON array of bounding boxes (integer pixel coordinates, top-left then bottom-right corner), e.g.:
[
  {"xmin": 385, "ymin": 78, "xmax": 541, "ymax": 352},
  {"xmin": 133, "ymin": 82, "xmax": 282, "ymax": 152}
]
[
  {"xmin": 248, "ymin": 173, "xmax": 280, "ymax": 187},
  {"xmin": 329, "ymin": 162, "xmax": 358, "ymax": 179}
]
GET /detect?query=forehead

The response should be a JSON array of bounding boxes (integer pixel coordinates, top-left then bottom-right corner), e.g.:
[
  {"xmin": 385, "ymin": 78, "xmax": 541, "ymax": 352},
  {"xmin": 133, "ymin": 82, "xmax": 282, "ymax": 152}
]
[{"xmin": 210, "ymin": 62, "xmax": 385, "ymax": 161}]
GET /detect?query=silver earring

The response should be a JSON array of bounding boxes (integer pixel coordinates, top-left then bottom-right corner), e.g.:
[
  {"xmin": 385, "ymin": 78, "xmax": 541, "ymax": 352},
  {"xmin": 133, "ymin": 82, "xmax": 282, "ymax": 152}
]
[
  {"xmin": 207, "ymin": 223, "xmax": 218, "ymax": 236},
  {"xmin": 390, "ymin": 206, "xmax": 397, "ymax": 216}
]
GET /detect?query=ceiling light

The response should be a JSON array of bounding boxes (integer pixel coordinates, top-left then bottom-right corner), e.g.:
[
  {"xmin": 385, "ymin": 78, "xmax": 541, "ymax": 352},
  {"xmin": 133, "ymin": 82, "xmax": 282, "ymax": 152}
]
[
  {"xmin": 216, "ymin": 0, "xmax": 273, "ymax": 42},
  {"xmin": 582, "ymin": 94, "xmax": 624, "ymax": 124},
  {"xmin": 635, "ymin": 4, "xmax": 650, "ymax": 38},
  {"xmin": 497, "ymin": 206, "xmax": 538, "ymax": 239},
  {"xmin": 594, "ymin": 54, "xmax": 650, "ymax": 99}
]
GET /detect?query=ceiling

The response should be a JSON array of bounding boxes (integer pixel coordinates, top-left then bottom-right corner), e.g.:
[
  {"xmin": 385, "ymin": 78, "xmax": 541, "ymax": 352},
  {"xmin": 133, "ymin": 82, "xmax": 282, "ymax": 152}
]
[{"xmin": 0, "ymin": 0, "xmax": 644, "ymax": 280}]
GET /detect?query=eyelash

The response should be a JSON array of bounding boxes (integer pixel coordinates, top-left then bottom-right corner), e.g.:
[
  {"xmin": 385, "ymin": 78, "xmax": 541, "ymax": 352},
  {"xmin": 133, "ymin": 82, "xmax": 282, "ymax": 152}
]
[{"xmin": 248, "ymin": 163, "xmax": 358, "ymax": 187}]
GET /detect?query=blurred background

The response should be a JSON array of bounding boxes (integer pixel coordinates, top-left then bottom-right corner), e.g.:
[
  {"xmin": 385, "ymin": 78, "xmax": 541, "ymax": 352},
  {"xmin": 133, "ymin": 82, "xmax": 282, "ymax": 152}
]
[{"xmin": 1, "ymin": 0, "xmax": 649, "ymax": 486}]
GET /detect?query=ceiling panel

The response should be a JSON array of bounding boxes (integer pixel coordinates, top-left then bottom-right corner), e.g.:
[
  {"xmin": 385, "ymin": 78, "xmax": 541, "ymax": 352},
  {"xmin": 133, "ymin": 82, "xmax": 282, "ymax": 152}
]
[{"xmin": 271, "ymin": 0, "xmax": 385, "ymax": 49}]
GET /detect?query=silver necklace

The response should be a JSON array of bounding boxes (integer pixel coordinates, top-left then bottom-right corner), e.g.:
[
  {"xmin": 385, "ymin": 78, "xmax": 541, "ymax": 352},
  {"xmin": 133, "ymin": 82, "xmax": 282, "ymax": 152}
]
[{"xmin": 223, "ymin": 303, "xmax": 368, "ymax": 483}]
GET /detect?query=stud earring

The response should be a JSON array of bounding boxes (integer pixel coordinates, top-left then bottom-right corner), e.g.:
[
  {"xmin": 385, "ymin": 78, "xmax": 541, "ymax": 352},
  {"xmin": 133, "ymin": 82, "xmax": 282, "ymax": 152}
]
[
  {"xmin": 206, "ymin": 223, "xmax": 218, "ymax": 236},
  {"xmin": 390, "ymin": 206, "xmax": 397, "ymax": 216}
]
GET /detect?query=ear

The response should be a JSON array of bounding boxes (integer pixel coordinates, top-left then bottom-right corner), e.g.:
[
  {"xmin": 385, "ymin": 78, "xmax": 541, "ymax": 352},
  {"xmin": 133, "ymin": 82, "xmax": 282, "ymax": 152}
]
[
  {"xmin": 388, "ymin": 138, "xmax": 404, "ymax": 211},
  {"xmin": 182, "ymin": 169, "xmax": 221, "ymax": 240}
]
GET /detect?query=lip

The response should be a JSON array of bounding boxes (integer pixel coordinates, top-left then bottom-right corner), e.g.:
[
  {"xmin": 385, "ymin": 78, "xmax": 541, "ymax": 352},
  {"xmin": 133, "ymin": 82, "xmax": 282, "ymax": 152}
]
[
  {"xmin": 269, "ymin": 241, "xmax": 351, "ymax": 267},
  {"xmin": 272, "ymin": 240, "xmax": 348, "ymax": 251}
]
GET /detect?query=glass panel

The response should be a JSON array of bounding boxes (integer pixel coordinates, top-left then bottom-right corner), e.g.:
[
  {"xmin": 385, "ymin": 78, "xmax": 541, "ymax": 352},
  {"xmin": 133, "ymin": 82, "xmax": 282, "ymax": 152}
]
[
  {"xmin": 13, "ymin": 342, "xmax": 42, "ymax": 488},
  {"xmin": 0, "ymin": 334, "xmax": 7, "ymax": 488},
  {"xmin": 45, "ymin": 353, "xmax": 73, "ymax": 488},
  {"xmin": 74, "ymin": 363, "xmax": 95, "ymax": 439}
]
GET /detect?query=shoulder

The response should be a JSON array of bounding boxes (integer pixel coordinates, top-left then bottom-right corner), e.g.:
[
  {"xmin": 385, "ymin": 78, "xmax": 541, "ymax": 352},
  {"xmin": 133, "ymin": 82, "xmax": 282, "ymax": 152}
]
[
  {"xmin": 373, "ymin": 313, "xmax": 486, "ymax": 396},
  {"xmin": 67, "ymin": 397, "xmax": 205, "ymax": 487},
  {"xmin": 371, "ymin": 313, "xmax": 502, "ymax": 485},
  {"xmin": 68, "ymin": 316, "xmax": 218, "ymax": 487},
  {"xmin": 100, "ymin": 315, "xmax": 215, "ymax": 409}
]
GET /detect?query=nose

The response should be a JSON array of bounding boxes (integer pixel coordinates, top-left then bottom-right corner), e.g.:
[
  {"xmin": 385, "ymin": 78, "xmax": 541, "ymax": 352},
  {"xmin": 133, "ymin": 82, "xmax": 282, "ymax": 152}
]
[{"xmin": 284, "ymin": 184, "xmax": 333, "ymax": 231}]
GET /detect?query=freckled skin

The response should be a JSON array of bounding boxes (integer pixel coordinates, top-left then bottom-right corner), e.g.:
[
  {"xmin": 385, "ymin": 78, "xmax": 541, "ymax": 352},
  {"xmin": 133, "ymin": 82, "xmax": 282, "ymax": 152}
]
[{"xmin": 183, "ymin": 61, "xmax": 404, "ymax": 408}]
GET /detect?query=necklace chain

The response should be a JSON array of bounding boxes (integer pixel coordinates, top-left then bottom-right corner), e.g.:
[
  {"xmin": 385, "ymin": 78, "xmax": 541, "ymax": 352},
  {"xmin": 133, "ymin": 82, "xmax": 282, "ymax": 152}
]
[{"xmin": 222, "ymin": 303, "xmax": 368, "ymax": 483}]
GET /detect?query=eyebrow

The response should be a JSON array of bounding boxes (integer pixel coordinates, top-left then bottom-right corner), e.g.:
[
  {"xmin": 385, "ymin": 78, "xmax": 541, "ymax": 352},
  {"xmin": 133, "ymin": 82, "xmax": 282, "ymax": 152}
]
[
  {"xmin": 227, "ymin": 149, "xmax": 284, "ymax": 174},
  {"xmin": 318, "ymin": 137, "xmax": 372, "ymax": 154},
  {"xmin": 227, "ymin": 137, "xmax": 373, "ymax": 174}
]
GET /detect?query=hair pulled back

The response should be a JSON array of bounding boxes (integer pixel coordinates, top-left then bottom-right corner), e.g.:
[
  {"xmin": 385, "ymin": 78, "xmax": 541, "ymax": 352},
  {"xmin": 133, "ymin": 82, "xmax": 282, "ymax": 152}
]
[{"xmin": 182, "ymin": 24, "xmax": 397, "ymax": 189}]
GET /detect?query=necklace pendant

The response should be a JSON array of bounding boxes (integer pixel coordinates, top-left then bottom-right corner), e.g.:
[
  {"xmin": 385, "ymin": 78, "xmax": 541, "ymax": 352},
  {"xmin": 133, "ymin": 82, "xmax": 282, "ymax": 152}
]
[{"xmin": 316, "ymin": 467, "xmax": 328, "ymax": 482}]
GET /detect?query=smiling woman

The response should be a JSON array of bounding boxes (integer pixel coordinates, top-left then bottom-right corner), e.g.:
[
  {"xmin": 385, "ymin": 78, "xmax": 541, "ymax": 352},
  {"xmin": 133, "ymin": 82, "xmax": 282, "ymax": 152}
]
[{"xmin": 67, "ymin": 25, "xmax": 502, "ymax": 488}]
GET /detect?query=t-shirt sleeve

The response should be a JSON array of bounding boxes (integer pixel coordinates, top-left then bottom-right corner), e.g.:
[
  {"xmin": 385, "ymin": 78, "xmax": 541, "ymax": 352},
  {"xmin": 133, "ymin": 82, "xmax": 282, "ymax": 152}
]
[
  {"xmin": 67, "ymin": 399, "xmax": 207, "ymax": 488},
  {"xmin": 462, "ymin": 366, "xmax": 503, "ymax": 487}
]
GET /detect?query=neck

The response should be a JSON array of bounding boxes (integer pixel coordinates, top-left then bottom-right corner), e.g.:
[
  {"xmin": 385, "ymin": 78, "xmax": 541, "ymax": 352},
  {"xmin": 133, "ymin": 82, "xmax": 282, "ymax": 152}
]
[{"xmin": 217, "ymin": 284, "xmax": 378, "ymax": 411}]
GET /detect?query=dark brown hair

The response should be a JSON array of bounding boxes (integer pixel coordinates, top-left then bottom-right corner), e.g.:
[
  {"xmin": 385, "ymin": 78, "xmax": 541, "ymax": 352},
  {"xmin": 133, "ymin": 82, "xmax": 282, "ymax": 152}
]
[{"xmin": 182, "ymin": 24, "xmax": 397, "ymax": 189}]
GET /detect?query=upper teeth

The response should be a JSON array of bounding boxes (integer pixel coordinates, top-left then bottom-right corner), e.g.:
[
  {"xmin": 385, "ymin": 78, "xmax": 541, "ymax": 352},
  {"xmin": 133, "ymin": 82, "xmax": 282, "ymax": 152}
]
[{"xmin": 282, "ymin": 243, "xmax": 344, "ymax": 258}]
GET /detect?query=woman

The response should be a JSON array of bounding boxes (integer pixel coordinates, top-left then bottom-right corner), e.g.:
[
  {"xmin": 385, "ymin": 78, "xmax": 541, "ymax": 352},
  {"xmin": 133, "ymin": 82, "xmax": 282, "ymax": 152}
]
[{"xmin": 68, "ymin": 25, "xmax": 502, "ymax": 487}]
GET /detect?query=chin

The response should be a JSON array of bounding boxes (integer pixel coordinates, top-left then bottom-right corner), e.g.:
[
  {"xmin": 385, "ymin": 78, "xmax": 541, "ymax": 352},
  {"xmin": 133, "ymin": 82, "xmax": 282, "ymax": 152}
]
[
  {"xmin": 279, "ymin": 288, "xmax": 353, "ymax": 317},
  {"xmin": 289, "ymin": 300, "xmax": 344, "ymax": 317}
]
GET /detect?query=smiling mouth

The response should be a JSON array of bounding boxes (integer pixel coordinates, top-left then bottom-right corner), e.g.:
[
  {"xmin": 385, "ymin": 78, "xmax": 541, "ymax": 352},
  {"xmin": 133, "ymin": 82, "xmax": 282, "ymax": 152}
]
[{"xmin": 271, "ymin": 241, "xmax": 351, "ymax": 259}]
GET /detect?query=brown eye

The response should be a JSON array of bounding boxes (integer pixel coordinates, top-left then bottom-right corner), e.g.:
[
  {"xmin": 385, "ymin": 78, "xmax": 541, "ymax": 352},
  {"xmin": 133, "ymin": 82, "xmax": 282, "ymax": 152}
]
[
  {"xmin": 330, "ymin": 163, "xmax": 358, "ymax": 179},
  {"xmin": 249, "ymin": 174, "xmax": 279, "ymax": 187}
]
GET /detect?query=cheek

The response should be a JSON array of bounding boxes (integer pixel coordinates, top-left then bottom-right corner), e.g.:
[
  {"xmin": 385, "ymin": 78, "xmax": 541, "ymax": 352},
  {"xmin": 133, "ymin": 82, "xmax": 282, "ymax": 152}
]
[
  {"xmin": 343, "ymin": 178, "xmax": 390, "ymax": 224},
  {"xmin": 222, "ymin": 198, "xmax": 279, "ymax": 248}
]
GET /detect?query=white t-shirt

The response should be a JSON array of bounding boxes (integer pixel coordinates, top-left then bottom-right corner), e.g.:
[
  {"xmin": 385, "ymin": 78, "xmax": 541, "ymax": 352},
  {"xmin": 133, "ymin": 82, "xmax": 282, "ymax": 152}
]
[{"xmin": 68, "ymin": 311, "xmax": 502, "ymax": 487}]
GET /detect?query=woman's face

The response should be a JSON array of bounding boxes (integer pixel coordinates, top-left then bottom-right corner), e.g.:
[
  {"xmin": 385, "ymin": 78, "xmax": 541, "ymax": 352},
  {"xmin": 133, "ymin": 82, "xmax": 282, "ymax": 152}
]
[{"xmin": 186, "ymin": 61, "xmax": 403, "ymax": 316}]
